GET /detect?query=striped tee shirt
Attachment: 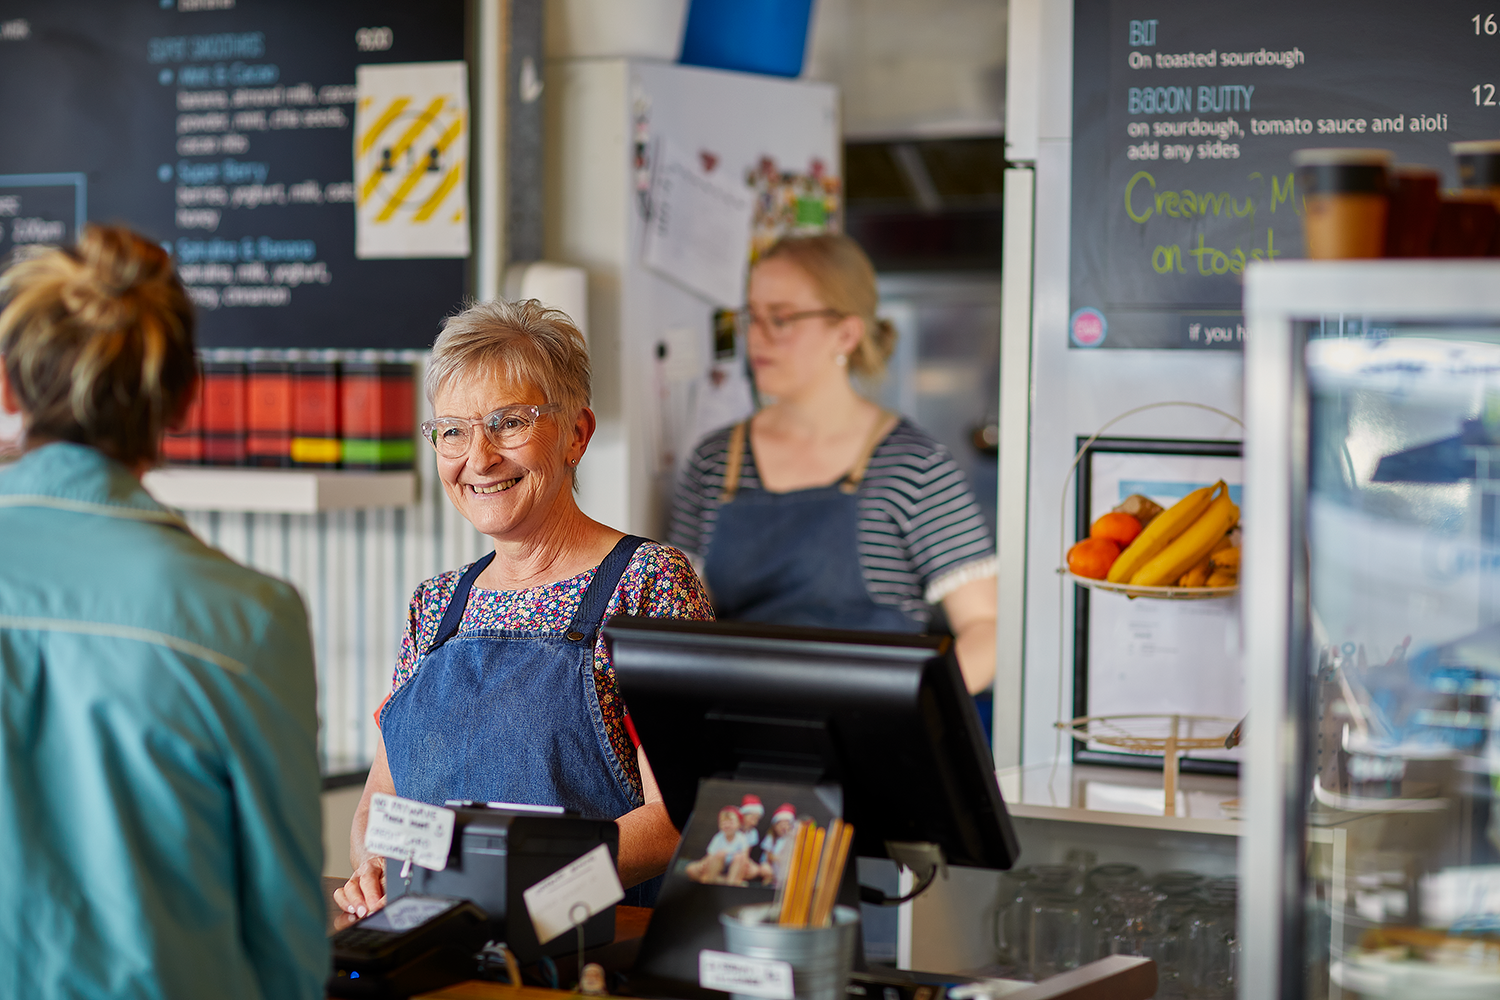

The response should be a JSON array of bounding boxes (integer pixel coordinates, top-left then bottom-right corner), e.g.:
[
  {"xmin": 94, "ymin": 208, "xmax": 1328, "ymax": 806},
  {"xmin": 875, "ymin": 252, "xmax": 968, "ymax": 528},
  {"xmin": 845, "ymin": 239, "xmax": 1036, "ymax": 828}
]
[{"xmin": 669, "ymin": 418, "xmax": 997, "ymax": 625}]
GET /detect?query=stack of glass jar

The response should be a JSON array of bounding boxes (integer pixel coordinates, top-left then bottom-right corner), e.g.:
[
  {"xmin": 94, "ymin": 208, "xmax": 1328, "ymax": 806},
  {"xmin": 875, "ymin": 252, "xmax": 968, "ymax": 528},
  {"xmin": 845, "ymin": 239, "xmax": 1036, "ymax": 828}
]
[{"xmin": 993, "ymin": 861, "xmax": 1239, "ymax": 998}]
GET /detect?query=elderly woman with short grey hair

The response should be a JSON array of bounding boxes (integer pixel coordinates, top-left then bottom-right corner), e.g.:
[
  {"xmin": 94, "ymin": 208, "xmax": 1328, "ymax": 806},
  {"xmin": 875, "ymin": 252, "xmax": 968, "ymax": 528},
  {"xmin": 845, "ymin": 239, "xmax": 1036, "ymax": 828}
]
[{"xmin": 336, "ymin": 299, "xmax": 711, "ymax": 916}]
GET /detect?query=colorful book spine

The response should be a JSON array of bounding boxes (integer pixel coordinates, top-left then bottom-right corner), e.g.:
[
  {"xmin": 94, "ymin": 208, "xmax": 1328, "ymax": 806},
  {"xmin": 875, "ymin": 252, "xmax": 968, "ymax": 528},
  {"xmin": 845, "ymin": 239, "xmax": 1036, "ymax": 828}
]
[
  {"xmin": 292, "ymin": 352, "xmax": 341, "ymax": 468},
  {"xmin": 246, "ymin": 351, "xmax": 294, "ymax": 467},
  {"xmin": 200, "ymin": 350, "xmax": 246, "ymax": 466},
  {"xmin": 340, "ymin": 355, "xmax": 416, "ymax": 470}
]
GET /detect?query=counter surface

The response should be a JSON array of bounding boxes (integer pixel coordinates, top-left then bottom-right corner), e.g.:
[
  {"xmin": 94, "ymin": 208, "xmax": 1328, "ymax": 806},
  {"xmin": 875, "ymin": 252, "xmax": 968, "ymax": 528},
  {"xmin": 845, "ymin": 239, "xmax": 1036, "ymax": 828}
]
[{"xmin": 998, "ymin": 760, "xmax": 1241, "ymax": 836}]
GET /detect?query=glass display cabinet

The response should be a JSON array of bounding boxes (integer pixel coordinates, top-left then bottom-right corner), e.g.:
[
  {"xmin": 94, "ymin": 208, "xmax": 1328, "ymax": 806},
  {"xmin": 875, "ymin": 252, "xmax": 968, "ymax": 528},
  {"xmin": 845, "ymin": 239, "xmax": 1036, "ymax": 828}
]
[{"xmin": 1244, "ymin": 261, "xmax": 1500, "ymax": 1000}]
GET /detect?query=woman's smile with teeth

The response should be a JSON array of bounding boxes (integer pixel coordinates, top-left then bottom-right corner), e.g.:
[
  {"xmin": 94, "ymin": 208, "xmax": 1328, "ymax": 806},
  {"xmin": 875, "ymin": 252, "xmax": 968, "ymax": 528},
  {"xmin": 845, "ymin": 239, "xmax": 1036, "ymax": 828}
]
[{"xmin": 471, "ymin": 477, "xmax": 522, "ymax": 494}]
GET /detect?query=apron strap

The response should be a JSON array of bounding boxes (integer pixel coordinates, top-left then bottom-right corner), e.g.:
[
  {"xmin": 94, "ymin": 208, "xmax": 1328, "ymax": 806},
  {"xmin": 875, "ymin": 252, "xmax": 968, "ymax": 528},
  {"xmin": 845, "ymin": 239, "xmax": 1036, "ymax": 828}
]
[
  {"xmin": 839, "ymin": 410, "xmax": 899, "ymax": 494},
  {"xmin": 719, "ymin": 420, "xmax": 748, "ymax": 503},
  {"xmin": 566, "ymin": 534, "xmax": 649, "ymax": 642},
  {"xmin": 424, "ymin": 551, "xmax": 497, "ymax": 656}
]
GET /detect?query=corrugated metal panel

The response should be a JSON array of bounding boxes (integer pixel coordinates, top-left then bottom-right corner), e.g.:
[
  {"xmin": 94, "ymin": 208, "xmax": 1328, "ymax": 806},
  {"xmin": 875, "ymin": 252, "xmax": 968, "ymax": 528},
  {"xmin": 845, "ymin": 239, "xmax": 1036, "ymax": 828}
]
[{"xmin": 183, "ymin": 355, "xmax": 488, "ymax": 768}]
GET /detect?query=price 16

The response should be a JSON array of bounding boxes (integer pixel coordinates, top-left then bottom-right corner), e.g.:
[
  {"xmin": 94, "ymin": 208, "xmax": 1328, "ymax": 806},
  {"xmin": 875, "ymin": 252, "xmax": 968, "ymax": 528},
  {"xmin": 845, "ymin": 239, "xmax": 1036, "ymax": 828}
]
[{"xmin": 1476, "ymin": 13, "xmax": 1498, "ymax": 34}]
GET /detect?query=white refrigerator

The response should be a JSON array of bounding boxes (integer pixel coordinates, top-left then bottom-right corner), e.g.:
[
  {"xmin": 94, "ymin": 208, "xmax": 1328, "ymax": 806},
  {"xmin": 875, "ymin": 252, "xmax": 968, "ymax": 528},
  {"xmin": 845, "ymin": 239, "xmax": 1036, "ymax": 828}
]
[{"xmin": 543, "ymin": 58, "xmax": 840, "ymax": 539}]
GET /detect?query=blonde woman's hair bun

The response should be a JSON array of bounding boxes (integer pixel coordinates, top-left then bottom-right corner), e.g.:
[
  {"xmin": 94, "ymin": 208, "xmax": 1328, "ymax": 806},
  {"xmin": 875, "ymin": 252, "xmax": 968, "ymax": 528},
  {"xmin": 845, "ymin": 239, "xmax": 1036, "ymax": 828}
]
[
  {"xmin": 868, "ymin": 317, "xmax": 898, "ymax": 367},
  {"xmin": 0, "ymin": 225, "xmax": 196, "ymax": 466}
]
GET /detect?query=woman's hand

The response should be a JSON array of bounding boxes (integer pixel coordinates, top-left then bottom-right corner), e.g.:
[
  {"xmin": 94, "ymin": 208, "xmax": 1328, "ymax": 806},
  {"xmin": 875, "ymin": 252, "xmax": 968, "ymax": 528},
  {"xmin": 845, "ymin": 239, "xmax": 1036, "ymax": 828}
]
[{"xmin": 334, "ymin": 856, "xmax": 386, "ymax": 918}]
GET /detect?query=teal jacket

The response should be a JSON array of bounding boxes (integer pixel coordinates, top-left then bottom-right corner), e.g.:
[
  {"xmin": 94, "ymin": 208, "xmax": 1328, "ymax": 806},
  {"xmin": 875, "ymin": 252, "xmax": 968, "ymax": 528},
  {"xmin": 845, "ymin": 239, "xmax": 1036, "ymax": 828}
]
[{"xmin": 0, "ymin": 444, "xmax": 327, "ymax": 999}]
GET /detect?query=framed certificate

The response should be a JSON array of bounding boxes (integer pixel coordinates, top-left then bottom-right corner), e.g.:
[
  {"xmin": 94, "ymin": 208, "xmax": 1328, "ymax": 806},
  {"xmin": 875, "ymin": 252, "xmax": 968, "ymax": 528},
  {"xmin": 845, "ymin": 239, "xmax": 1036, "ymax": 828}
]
[{"xmin": 1072, "ymin": 437, "xmax": 1244, "ymax": 773}]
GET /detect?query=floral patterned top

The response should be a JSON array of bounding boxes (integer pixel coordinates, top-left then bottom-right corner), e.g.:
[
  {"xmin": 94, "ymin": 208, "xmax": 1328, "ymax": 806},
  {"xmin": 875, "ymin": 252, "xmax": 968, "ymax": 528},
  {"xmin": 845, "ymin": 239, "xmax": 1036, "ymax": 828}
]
[{"xmin": 382, "ymin": 541, "xmax": 713, "ymax": 797}]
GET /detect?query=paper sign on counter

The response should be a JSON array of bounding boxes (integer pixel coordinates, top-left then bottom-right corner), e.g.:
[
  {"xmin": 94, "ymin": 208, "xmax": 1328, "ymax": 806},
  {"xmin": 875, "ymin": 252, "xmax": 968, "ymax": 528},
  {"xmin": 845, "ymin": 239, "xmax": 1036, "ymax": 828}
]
[
  {"xmin": 363, "ymin": 793, "xmax": 455, "ymax": 872},
  {"xmin": 522, "ymin": 843, "xmax": 625, "ymax": 943},
  {"xmin": 698, "ymin": 950, "xmax": 795, "ymax": 1000}
]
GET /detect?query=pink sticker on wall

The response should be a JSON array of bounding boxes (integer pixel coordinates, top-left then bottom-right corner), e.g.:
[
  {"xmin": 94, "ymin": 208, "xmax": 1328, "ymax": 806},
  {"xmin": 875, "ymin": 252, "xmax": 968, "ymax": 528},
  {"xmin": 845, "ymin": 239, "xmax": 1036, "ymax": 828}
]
[{"xmin": 1070, "ymin": 308, "xmax": 1107, "ymax": 348}]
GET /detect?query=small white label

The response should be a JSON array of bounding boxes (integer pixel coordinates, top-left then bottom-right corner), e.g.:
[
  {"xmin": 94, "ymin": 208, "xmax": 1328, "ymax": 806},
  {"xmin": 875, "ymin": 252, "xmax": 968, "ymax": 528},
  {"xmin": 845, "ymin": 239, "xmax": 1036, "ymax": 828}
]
[
  {"xmin": 522, "ymin": 842, "xmax": 625, "ymax": 944},
  {"xmin": 699, "ymin": 950, "xmax": 795, "ymax": 1000},
  {"xmin": 363, "ymin": 793, "xmax": 456, "ymax": 872}
]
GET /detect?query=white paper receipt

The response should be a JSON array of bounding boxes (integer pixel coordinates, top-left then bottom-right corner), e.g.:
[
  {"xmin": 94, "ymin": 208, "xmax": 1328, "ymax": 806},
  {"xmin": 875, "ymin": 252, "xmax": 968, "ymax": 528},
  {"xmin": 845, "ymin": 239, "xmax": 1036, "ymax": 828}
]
[
  {"xmin": 521, "ymin": 843, "xmax": 625, "ymax": 944},
  {"xmin": 698, "ymin": 950, "xmax": 795, "ymax": 1000},
  {"xmin": 362, "ymin": 793, "xmax": 456, "ymax": 872}
]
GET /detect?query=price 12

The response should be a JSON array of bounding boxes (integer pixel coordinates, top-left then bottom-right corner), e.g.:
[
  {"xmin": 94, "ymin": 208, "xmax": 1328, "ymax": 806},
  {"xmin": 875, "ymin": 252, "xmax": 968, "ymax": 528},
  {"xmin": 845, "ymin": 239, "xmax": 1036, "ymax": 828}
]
[{"xmin": 1476, "ymin": 83, "xmax": 1498, "ymax": 105}]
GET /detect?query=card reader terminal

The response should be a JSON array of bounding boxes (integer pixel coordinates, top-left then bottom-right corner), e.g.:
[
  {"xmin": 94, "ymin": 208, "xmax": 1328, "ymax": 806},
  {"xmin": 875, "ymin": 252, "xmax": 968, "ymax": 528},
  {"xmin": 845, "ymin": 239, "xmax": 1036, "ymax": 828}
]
[{"xmin": 329, "ymin": 895, "xmax": 489, "ymax": 998}]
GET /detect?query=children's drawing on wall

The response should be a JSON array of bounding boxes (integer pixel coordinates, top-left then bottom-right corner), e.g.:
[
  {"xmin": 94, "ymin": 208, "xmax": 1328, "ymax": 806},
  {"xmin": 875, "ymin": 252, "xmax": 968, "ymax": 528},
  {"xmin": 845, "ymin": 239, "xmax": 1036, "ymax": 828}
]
[{"xmin": 746, "ymin": 156, "xmax": 842, "ymax": 261}]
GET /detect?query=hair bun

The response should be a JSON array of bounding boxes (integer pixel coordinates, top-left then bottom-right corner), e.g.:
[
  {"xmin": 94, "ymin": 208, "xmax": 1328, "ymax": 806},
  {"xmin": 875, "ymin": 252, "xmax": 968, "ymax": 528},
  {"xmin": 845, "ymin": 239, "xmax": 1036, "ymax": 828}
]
[
  {"xmin": 870, "ymin": 317, "xmax": 898, "ymax": 363},
  {"xmin": 0, "ymin": 224, "xmax": 195, "ymax": 466}
]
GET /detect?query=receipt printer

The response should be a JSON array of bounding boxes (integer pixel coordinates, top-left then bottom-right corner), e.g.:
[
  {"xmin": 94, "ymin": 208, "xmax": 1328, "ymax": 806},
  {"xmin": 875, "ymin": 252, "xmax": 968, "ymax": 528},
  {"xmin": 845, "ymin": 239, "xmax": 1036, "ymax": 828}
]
[{"xmin": 385, "ymin": 804, "xmax": 619, "ymax": 962}]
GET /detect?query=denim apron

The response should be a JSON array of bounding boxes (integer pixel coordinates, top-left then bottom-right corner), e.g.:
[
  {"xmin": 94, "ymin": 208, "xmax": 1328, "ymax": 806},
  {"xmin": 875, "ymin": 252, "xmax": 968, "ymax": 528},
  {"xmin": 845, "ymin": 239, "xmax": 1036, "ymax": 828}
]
[
  {"xmin": 704, "ymin": 415, "xmax": 923, "ymax": 634},
  {"xmin": 381, "ymin": 534, "xmax": 663, "ymax": 904}
]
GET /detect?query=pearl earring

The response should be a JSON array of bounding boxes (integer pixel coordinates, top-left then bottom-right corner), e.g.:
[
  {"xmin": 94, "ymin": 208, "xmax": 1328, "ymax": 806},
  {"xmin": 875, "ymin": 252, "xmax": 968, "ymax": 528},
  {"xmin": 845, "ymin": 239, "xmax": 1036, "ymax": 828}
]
[{"xmin": 835, "ymin": 354, "xmax": 848, "ymax": 367}]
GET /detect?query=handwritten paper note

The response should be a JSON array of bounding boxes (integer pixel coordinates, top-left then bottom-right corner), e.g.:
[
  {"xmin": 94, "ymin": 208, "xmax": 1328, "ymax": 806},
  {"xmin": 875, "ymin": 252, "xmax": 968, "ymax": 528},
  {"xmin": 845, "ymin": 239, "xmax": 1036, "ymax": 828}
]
[
  {"xmin": 522, "ymin": 843, "xmax": 625, "ymax": 943},
  {"xmin": 362, "ymin": 793, "xmax": 455, "ymax": 872},
  {"xmin": 642, "ymin": 139, "xmax": 754, "ymax": 307},
  {"xmin": 698, "ymin": 950, "xmax": 795, "ymax": 1000}
]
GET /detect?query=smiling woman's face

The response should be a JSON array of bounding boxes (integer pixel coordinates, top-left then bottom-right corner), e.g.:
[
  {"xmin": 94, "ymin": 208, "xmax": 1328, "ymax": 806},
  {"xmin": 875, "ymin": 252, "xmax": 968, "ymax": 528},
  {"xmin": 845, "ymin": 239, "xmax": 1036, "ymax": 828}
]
[{"xmin": 431, "ymin": 372, "xmax": 587, "ymax": 543}]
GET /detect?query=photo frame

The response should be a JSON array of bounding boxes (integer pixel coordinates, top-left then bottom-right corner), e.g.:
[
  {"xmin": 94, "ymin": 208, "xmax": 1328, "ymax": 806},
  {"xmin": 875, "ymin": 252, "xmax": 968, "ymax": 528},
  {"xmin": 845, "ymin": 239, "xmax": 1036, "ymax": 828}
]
[
  {"xmin": 631, "ymin": 778, "xmax": 847, "ymax": 996},
  {"xmin": 1072, "ymin": 436, "xmax": 1244, "ymax": 775}
]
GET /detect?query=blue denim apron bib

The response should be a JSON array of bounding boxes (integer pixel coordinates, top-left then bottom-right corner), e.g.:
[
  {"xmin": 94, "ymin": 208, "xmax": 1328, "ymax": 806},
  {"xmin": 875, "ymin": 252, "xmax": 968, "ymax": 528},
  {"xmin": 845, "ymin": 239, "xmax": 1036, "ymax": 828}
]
[
  {"xmin": 704, "ymin": 416, "xmax": 922, "ymax": 634},
  {"xmin": 380, "ymin": 536, "xmax": 660, "ymax": 901}
]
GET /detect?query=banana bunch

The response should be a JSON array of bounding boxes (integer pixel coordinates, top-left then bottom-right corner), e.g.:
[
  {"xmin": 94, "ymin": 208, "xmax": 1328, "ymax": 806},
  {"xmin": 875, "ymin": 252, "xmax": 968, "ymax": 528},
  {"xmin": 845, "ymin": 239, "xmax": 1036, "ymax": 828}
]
[
  {"xmin": 1106, "ymin": 480, "xmax": 1240, "ymax": 588},
  {"xmin": 1179, "ymin": 542, "xmax": 1240, "ymax": 588}
]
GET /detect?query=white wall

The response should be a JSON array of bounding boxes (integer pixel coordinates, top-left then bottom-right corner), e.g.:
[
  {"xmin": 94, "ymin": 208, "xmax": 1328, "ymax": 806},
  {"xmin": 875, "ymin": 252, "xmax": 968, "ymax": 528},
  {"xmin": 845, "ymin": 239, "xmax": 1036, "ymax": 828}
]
[
  {"xmin": 805, "ymin": 0, "xmax": 1007, "ymax": 138},
  {"xmin": 1003, "ymin": 0, "xmax": 1244, "ymax": 768}
]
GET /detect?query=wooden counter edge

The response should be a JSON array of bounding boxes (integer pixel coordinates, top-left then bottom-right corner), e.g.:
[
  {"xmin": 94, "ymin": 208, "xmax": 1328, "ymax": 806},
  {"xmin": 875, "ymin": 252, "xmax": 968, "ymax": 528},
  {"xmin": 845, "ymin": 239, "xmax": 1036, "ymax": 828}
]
[{"xmin": 1000, "ymin": 955, "xmax": 1156, "ymax": 1000}]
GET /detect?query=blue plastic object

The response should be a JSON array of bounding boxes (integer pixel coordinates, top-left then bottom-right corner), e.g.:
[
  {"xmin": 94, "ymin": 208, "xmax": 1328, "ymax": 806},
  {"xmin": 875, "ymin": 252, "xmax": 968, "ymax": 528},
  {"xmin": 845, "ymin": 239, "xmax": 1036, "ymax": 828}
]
[{"xmin": 678, "ymin": 0, "xmax": 816, "ymax": 78}]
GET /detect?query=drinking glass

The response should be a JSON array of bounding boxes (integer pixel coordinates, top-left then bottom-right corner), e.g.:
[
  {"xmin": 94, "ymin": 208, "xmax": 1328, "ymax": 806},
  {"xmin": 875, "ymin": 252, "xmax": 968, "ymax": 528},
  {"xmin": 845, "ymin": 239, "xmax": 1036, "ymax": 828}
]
[
  {"xmin": 1030, "ymin": 863, "xmax": 1082, "ymax": 895},
  {"xmin": 994, "ymin": 869, "xmax": 1038, "ymax": 974},
  {"xmin": 1082, "ymin": 863, "xmax": 1144, "ymax": 962},
  {"xmin": 1150, "ymin": 878, "xmax": 1205, "ymax": 999},
  {"xmin": 1182, "ymin": 880, "xmax": 1238, "ymax": 1000},
  {"xmin": 1108, "ymin": 887, "xmax": 1165, "ymax": 963},
  {"xmin": 1028, "ymin": 892, "xmax": 1085, "ymax": 981},
  {"xmin": 995, "ymin": 865, "xmax": 1075, "ymax": 979}
]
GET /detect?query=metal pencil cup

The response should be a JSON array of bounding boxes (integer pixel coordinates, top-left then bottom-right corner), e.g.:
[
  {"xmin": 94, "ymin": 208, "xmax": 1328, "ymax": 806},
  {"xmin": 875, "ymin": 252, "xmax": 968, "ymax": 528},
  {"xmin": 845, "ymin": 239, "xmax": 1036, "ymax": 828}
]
[{"xmin": 720, "ymin": 903, "xmax": 860, "ymax": 1000}]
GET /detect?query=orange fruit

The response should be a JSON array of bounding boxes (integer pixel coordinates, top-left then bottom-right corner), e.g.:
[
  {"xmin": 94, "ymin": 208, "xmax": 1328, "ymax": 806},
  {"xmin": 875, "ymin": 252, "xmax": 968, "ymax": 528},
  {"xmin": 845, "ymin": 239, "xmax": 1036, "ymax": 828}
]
[
  {"xmin": 1067, "ymin": 536, "xmax": 1120, "ymax": 579},
  {"xmin": 1091, "ymin": 511, "xmax": 1143, "ymax": 546}
]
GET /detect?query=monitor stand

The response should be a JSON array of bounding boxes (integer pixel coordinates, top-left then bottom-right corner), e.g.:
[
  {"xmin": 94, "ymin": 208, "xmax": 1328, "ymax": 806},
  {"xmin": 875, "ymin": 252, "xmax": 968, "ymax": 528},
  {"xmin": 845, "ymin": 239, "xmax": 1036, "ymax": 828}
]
[{"xmin": 624, "ymin": 776, "xmax": 865, "ymax": 999}]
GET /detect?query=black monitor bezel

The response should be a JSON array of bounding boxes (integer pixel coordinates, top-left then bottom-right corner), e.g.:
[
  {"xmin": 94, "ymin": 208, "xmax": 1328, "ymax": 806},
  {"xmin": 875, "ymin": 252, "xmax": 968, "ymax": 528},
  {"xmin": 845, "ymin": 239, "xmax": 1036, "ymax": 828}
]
[{"xmin": 604, "ymin": 616, "xmax": 1019, "ymax": 871}]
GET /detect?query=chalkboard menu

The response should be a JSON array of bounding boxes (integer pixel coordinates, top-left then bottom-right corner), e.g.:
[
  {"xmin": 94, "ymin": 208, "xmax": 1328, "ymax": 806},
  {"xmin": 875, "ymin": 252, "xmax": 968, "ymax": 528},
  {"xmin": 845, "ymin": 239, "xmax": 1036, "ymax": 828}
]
[
  {"xmin": 0, "ymin": 0, "xmax": 468, "ymax": 349},
  {"xmin": 1071, "ymin": 0, "xmax": 1497, "ymax": 350}
]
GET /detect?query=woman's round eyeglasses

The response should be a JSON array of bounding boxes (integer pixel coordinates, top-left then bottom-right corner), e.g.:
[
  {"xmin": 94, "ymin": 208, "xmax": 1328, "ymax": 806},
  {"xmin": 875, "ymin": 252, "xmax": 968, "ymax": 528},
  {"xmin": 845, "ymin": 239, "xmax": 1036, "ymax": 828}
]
[
  {"xmin": 420, "ymin": 403, "xmax": 563, "ymax": 458},
  {"xmin": 735, "ymin": 307, "xmax": 844, "ymax": 341}
]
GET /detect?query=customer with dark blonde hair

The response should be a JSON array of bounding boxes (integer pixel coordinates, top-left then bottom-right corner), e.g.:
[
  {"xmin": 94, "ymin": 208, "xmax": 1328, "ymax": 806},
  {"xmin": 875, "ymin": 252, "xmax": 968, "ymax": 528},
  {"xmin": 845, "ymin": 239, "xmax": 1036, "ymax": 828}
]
[
  {"xmin": 336, "ymin": 298, "xmax": 710, "ymax": 919},
  {"xmin": 0, "ymin": 225, "xmax": 327, "ymax": 998},
  {"xmin": 671, "ymin": 233, "xmax": 999, "ymax": 693}
]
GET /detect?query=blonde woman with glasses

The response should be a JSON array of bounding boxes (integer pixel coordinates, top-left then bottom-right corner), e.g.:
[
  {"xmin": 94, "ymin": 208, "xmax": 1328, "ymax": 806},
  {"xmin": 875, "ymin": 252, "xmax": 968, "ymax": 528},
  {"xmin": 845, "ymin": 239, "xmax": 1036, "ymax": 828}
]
[
  {"xmin": 336, "ymin": 300, "xmax": 710, "ymax": 919},
  {"xmin": 670, "ymin": 234, "xmax": 998, "ymax": 695}
]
